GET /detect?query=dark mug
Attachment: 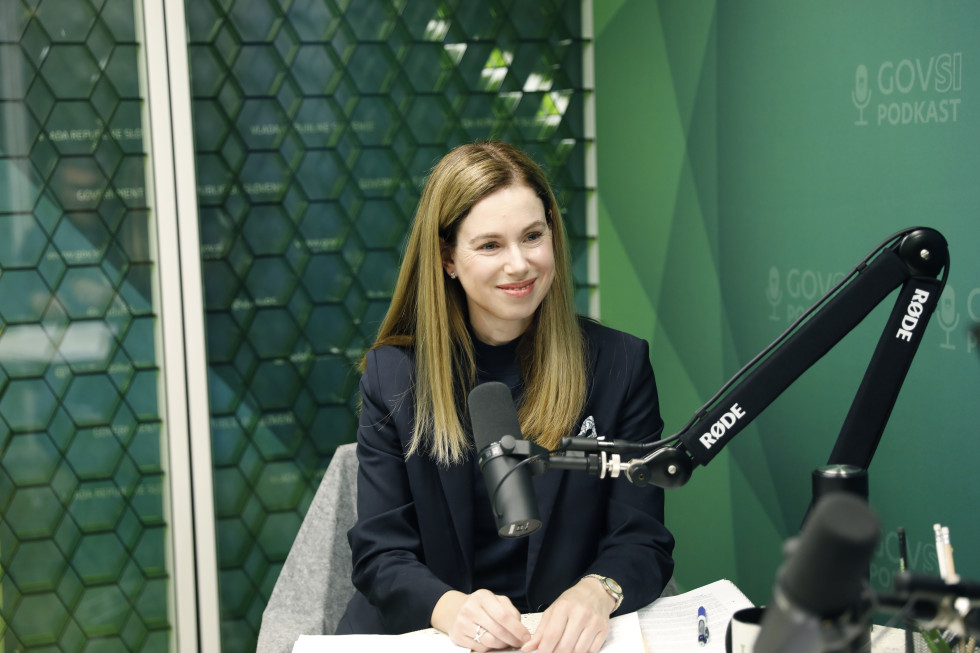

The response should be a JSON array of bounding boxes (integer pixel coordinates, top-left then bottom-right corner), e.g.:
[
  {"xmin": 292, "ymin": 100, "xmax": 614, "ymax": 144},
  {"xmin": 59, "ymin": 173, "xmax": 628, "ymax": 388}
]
[{"xmin": 726, "ymin": 606, "xmax": 765, "ymax": 653}]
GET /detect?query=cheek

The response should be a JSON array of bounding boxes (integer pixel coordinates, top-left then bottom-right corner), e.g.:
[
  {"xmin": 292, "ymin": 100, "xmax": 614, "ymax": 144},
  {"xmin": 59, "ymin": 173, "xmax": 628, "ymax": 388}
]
[
  {"xmin": 457, "ymin": 253, "xmax": 490, "ymax": 278},
  {"xmin": 535, "ymin": 247, "xmax": 556, "ymax": 274}
]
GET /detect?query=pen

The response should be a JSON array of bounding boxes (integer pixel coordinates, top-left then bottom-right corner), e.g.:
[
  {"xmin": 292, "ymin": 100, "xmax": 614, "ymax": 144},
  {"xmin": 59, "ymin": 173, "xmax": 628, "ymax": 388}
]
[
  {"xmin": 934, "ymin": 524, "xmax": 948, "ymax": 580},
  {"xmin": 941, "ymin": 526, "xmax": 958, "ymax": 582},
  {"xmin": 898, "ymin": 527, "xmax": 913, "ymax": 653},
  {"xmin": 698, "ymin": 605, "xmax": 709, "ymax": 646},
  {"xmin": 897, "ymin": 527, "xmax": 908, "ymax": 572}
]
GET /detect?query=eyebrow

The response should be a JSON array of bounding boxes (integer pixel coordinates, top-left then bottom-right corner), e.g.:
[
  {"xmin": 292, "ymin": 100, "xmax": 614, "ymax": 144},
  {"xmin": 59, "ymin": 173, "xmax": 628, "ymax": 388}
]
[{"xmin": 466, "ymin": 219, "xmax": 548, "ymax": 247}]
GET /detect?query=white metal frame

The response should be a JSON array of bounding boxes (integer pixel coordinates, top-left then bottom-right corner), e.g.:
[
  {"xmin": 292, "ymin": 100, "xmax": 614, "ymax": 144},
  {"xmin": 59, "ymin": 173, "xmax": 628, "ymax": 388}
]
[
  {"xmin": 140, "ymin": 0, "xmax": 220, "ymax": 650},
  {"xmin": 582, "ymin": 0, "xmax": 600, "ymax": 319}
]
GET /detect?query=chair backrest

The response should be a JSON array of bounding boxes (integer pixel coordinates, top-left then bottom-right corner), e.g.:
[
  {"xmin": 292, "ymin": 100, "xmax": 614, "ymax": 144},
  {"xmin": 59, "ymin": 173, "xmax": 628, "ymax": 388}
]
[{"xmin": 256, "ymin": 443, "xmax": 359, "ymax": 653}]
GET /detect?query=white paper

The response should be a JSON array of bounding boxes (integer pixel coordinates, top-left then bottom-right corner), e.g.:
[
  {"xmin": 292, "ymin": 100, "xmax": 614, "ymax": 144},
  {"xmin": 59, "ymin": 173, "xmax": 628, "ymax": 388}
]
[
  {"xmin": 292, "ymin": 631, "xmax": 469, "ymax": 653},
  {"xmin": 291, "ymin": 608, "xmax": 646, "ymax": 653},
  {"xmin": 638, "ymin": 579, "xmax": 755, "ymax": 653},
  {"xmin": 507, "ymin": 611, "xmax": 647, "ymax": 652},
  {"xmin": 600, "ymin": 611, "xmax": 648, "ymax": 652}
]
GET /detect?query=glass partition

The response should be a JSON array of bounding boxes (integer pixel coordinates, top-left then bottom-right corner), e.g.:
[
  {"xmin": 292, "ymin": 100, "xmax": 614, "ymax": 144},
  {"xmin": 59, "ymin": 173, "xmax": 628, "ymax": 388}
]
[
  {"xmin": 182, "ymin": 0, "xmax": 593, "ymax": 649},
  {"xmin": 0, "ymin": 0, "xmax": 172, "ymax": 650}
]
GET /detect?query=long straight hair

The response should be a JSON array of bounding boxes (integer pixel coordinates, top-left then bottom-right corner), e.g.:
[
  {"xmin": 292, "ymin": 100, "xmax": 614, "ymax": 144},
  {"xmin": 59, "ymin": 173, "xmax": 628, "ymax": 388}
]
[{"xmin": 369, "ymin": 141, "xmax": 586, "ymax": 465}]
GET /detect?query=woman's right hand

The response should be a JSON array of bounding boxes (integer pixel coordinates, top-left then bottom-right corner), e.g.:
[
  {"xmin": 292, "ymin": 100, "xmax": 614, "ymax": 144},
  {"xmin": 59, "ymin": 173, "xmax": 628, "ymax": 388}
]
[{"xmin": 432, "ymin": 589, "xmax": 532, "ymax": 651}]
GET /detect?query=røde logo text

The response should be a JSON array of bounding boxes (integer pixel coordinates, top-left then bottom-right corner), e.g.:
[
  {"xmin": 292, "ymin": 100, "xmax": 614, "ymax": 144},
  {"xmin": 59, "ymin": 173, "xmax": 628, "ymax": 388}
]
[
  {"xmin": 699, "ymin": 404, "xmax": 747, "ymax": 450},
  {"xmin": 896, "ymin": 288, "xmax": 931, "ymax": 342}
]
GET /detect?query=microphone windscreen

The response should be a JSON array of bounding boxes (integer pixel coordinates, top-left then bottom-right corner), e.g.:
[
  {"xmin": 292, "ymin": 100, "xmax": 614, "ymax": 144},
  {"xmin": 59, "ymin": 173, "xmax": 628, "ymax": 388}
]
[
  {"xmin": 782, "ymin": 492, "xmax": 880, "ymax": 616},
  {"xmin": 468, "ymin": 381, "xmax": 523, "ymax": 450}
]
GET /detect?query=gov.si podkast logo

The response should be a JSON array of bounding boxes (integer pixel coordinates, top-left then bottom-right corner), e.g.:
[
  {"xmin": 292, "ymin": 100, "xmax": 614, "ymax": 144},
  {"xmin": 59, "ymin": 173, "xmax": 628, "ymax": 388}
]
[{"xmin": 851, "ymin": 53, "xmax": 962, "ymax": 127}]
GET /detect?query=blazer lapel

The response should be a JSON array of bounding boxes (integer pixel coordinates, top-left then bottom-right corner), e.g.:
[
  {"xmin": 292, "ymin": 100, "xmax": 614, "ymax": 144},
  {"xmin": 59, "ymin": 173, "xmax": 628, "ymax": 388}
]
[
  {"xmin": 525, "ymin": 468, "xmax": 564, "ymax": 592},
  {"xmin": 438, "ymin": 460, "xmax": 476, "ymax": 578}
]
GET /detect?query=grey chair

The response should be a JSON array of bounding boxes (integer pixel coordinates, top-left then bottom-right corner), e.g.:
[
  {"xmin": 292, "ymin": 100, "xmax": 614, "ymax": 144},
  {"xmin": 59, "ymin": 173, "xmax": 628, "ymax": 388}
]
[{"xmin": 257, "ymin": 442, "xmax": 359, "ymax": 653}]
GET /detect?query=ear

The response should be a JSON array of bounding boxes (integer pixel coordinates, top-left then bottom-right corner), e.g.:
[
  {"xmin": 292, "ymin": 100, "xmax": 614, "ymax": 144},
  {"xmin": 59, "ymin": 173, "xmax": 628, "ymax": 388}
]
[{"xmin": 440, "ymin": 237, "xmax": 455, "ymax": 276}]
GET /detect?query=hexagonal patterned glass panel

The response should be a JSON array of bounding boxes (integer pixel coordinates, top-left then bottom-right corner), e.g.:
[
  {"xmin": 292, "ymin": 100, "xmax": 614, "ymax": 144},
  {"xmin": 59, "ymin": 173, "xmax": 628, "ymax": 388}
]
[
  {"xmin": 184, "ymin": 0, "xmax": 592, "ymax": 649},
  {"xmin": 0, "ymin": 0, "xmax": 172, "ymax": 650}
]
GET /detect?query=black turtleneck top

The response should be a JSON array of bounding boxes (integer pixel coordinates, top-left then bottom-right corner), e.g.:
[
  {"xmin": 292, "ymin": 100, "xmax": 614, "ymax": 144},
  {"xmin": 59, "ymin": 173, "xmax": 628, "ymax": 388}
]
[{"xmin": 470, "ymin": 334, "xmax": 530, "ymax": 612}]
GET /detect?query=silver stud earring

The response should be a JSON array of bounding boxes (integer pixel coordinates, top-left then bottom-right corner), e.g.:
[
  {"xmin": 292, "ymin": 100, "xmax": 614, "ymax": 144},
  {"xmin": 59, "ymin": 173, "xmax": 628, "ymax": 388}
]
[{"xmin": 449, "ymin": 271, "xmax": 457, "ymax": 279}]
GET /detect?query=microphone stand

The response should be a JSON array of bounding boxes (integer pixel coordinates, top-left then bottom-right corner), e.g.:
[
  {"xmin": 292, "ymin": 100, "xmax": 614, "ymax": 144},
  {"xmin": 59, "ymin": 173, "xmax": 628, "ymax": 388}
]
[
  {"xmin": 878, "ymin": 572, "xmax": 980, "ymax": 643},
  {"xmin": 558, "ymin": 227, "xmax": 949, "ymax": 493}
]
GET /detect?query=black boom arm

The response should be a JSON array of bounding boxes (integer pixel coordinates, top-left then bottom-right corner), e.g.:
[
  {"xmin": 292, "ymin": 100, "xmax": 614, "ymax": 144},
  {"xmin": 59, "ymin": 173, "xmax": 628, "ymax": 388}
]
[{"xmin": 561, "ymin": 227, "xmax": 949, "ymax": 489}]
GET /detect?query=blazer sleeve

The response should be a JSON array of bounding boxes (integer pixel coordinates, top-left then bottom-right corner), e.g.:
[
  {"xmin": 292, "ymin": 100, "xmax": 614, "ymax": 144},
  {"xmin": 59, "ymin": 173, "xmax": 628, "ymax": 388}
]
[
  {"xmin": 582, "ymin": 332, "xmax": 675, "ymax": 612},
  {"xmin": 346, "ymin": 347, "xmax": 454, "ymax": 633}
]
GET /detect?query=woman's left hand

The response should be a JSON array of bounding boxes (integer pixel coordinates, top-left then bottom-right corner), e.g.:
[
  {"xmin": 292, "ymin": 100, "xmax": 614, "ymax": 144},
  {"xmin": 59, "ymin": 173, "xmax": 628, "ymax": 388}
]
[{"xmin": 520, "ymin": 577, "xmax": 615, "ymax": 653}]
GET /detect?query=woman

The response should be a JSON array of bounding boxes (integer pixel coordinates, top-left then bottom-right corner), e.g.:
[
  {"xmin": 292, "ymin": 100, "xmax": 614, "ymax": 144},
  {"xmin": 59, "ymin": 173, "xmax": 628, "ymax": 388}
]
[{"xmin": 336, "ymin": 141, "xmax": 674, "ymax": 653}]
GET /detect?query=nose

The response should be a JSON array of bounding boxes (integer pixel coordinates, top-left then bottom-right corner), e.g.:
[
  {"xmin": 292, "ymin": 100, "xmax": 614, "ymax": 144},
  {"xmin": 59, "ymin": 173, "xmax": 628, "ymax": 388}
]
[{"xmin": 502, "ymin": 243, "xmax": 530, "ymax": 276}]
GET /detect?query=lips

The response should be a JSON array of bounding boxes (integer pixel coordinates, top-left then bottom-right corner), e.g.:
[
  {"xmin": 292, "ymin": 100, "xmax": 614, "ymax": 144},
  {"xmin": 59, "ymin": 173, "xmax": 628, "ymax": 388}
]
[{"xmin": 497, "ymin": 279, "xmax": 536, "ymax": 297}]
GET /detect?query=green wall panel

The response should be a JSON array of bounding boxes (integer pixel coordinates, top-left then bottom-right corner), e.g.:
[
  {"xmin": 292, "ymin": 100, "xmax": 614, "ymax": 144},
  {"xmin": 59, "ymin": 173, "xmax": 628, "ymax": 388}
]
[{"xmin": 596, "ymin": 0, "xmax": 980, "ymax": 608}]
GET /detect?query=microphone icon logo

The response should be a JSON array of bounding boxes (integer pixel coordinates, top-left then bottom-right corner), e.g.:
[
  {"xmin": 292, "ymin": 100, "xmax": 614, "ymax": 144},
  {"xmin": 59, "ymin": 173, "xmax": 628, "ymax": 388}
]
[
  {"xmin": 852, "ymin": 64, "xmax": 871, "ymax": 125},
  {"xmin": 937, "ymin": 285, "xmax": 959, "ymax": 350},
  {"xmin": 766, "ymin": 266, "xmax": 782, "ymax": 321}
]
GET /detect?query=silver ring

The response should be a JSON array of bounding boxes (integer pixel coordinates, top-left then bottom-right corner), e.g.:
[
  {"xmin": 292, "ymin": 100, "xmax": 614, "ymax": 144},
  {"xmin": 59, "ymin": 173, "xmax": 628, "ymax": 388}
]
[{"xmin": 473, "ymin": 625, "xmax": 486, "ymax": 643}]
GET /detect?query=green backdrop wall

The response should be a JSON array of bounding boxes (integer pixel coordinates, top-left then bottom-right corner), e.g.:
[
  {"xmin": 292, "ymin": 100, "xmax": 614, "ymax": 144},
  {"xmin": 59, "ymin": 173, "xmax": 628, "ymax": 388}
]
[{"xmin": 594, "ymin": 0, "xmax": 980, "ymax": 606}]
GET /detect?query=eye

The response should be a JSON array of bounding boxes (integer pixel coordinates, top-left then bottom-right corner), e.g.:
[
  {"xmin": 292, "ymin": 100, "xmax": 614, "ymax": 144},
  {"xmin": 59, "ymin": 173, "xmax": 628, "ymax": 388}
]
[
  {"xmin": 478, "ymin": 241, "xmax": 498, "ymax": 251},
  {"xmin": 525, "ymin": 231, "xmax": 544, "ymax": 243}
]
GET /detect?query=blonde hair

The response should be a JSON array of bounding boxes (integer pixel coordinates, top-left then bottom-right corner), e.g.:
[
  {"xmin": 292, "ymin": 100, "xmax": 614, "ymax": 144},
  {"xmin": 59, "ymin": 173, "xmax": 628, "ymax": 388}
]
[{"xmin": 369, "ymin": 141, "xmax": 586, "ymax": 465}]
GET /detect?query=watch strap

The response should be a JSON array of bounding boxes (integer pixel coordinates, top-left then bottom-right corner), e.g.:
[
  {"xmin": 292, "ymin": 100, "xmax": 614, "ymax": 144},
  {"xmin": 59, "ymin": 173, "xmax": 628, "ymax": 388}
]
[{"xmin": 583, "ymin": 574, "xmax": 624, "ymax": 612}]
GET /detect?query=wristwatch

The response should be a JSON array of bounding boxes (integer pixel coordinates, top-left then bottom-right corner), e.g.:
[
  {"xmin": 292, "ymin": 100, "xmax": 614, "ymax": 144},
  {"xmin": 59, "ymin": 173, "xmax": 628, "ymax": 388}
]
[{"xmin": 584, "ymin": 574, "xmax": 624, "ymax": 612}]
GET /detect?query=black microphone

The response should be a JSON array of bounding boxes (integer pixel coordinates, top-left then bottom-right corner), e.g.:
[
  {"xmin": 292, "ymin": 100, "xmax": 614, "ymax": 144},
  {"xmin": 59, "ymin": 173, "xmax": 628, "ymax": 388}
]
[
  {"xmin": 754, "ymin": 492, "xmax": 881, "ymax": 653},
  {"xmin": 468, "ymin": 381, "xmax": 541, "ymax": 538}
]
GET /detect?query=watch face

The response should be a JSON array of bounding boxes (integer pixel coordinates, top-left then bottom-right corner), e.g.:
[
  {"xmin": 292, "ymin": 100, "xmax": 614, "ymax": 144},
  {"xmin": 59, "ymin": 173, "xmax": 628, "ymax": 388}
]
[{"xmin": 604, "ymin": 577, "xmax": 623, "ymax": 595}]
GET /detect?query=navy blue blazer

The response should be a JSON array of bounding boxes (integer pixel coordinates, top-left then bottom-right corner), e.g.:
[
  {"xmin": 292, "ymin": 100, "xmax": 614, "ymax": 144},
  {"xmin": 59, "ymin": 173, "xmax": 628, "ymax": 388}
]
[{"xmin": 336, "ymin": 319, "xmax": 675, "ymax": 634}]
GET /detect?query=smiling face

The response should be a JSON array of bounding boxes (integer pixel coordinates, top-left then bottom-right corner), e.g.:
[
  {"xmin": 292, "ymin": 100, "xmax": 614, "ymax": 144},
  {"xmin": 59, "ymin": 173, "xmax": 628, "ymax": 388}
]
[{"xmin": 442, "ymin": 184, "xmax": 555, "ymax": 345}]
